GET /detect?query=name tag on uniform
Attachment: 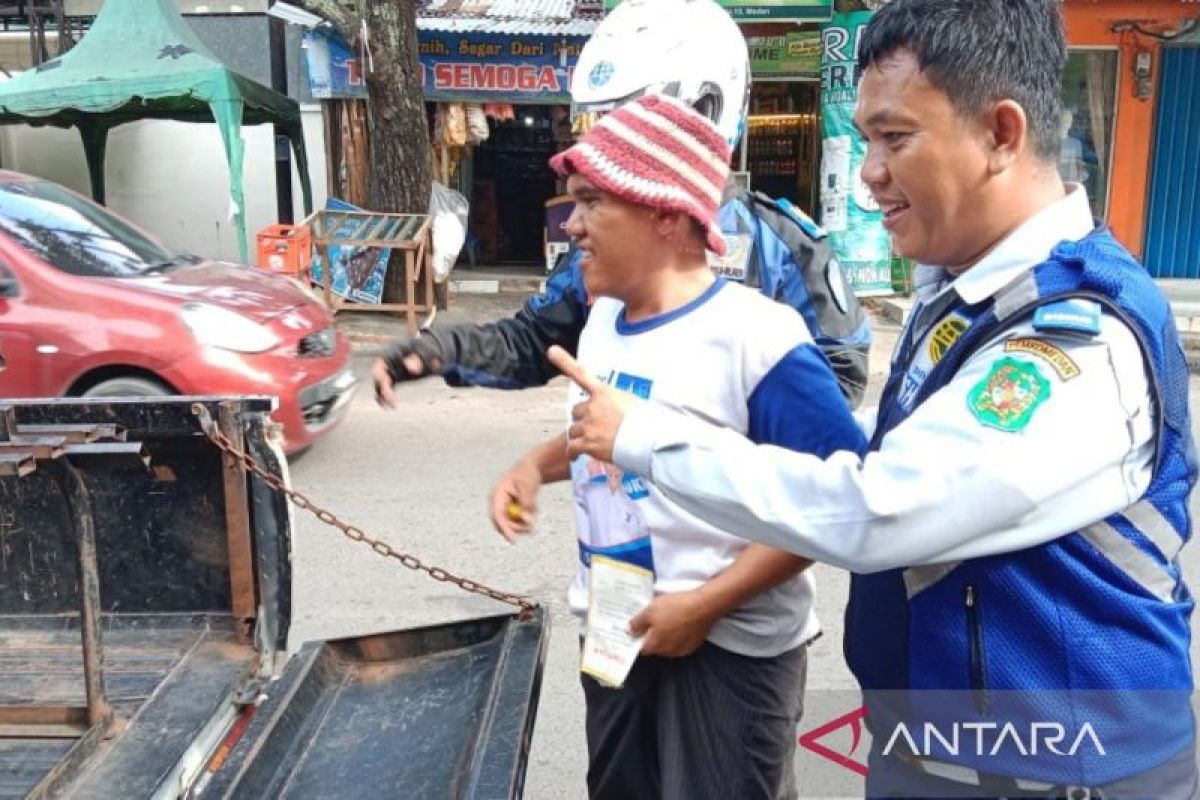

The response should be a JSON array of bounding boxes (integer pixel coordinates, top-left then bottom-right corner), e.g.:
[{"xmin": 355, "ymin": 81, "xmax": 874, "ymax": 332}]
[
  {"xmin": 581, "ymin": 555, "xmax": 654, "ymax": 688},
  {"xmin": 1033, "ymin": 299, "xmax": 1102, "ymax": 336},
  {"xmin": 706, "ymin": 233, "xmax": 752, "ymax": 282}
]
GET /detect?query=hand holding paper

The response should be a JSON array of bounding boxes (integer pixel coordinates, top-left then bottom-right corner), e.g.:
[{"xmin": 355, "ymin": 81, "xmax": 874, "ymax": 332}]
[
  {"xmin": 630, "ymin": 590, "xmax": 718, "ymax": 658},
  {"xmin": 581, "ymin": 555, "xmax": 655, "ymax": 688}
]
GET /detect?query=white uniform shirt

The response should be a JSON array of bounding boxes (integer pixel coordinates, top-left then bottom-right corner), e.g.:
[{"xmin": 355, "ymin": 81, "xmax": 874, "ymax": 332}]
[
  {"xmin": 611, "ymin": 187, "xmax": 1157, "ymax": 572},
  {"xmin": 566, "ymin": 279, "xmax": 864, "ymax": 657}
]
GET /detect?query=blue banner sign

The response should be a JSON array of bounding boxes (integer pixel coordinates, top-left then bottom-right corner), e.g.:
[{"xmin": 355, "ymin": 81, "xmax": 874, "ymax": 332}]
[{"xmin": 303, "ymin": 29, "xmax": 586, "ymax": 104}]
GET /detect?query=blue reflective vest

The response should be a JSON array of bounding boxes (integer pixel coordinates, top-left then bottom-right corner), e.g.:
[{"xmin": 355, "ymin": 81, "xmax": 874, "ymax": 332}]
[{"xmin": 847, "ymin": 228, "xmax": 1197, "ymax": 786}]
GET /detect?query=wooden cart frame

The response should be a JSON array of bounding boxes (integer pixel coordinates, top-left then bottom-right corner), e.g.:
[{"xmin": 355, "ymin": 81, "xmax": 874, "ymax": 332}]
[{"xmin": 303, "ymin": 209, "xmax": 435, "ymax": 336}]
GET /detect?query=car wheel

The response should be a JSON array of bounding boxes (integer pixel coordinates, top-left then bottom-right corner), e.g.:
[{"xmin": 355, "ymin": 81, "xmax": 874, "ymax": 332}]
[{"xmin": 81, "ymin": 376, "xmax": 173, "ymax": 398}]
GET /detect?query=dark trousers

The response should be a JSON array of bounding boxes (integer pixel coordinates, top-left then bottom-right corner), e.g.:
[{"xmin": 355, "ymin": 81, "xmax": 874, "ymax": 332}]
[{"xmin": 581, "ymin": 640, "xmax": 808, "ymax": 800}]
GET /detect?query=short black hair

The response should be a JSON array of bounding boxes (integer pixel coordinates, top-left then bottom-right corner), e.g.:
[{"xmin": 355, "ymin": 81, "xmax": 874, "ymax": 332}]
[{"xmin": 858, "ymin": 0, "xmax": 1067, "ymax": 161}]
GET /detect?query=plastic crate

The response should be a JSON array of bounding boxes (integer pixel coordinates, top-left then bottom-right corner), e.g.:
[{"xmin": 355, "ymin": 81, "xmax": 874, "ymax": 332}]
[{"xmin": 256, "ymin": 224, "xmax": 313, "ymax": 278}]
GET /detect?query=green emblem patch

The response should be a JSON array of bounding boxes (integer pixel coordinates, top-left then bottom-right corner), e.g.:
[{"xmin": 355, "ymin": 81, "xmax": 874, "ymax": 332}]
[{"xmin": 967, "ymin": 357, "xmax": 1051, "ymax": 432}]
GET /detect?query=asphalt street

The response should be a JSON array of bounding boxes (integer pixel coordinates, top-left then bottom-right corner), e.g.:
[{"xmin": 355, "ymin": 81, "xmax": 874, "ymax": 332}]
[{"xmin": 287, "ymin": 293, "xmax": 1200, "ymax": 799}]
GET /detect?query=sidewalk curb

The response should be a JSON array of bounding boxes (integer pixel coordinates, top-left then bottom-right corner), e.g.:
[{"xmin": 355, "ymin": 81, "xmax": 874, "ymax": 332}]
[
  {"xmin": 345, "ymin": 332, "xmax": 393, "ymax": 355},
  {"xmin": 450, "ymin": 276, "xmax": 547, "ymax": 295}
]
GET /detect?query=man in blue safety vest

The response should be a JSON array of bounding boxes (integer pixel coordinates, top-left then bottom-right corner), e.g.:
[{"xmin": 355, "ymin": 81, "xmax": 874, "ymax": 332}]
[{"xmin": 550, "ymin": 0, "xmax": 1199, "ymax": 796}]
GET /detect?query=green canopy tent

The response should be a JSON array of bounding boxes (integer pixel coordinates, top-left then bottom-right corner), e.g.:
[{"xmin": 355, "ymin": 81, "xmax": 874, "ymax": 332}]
[{"xmin": 0, "ymin": 0, "xmax": 314, "ymax": 262}]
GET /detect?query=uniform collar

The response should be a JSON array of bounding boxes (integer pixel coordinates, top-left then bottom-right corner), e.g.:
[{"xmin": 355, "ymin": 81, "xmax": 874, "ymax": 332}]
[{"xmin": 916, "ymin": 184, "xmax": 1095, "ymax": 306}]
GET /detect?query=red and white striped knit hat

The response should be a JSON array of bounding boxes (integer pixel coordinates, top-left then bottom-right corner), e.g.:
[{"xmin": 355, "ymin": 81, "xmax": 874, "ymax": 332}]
[{"xmin": 549, "ymin": 94, "xmax": 732, "ymax": 256}]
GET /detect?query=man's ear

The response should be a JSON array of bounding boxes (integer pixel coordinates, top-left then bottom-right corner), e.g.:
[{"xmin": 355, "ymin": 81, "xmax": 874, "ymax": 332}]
[
  {"xmin": 652, "ymin": 209, "xmax": 685, "ymax": 239},
  {"xmin": 983, "ymin": 99, "xmax": 1028, "ymax": 174}
]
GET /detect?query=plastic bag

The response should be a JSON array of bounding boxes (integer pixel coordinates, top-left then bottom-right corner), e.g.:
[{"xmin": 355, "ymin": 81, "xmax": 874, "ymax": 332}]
[
  {"xmin": 466, "ymin": 104, "xmax": 490, "ymax": 145},
  {"xmin": 429, "ymin": 182, "xmax": 469, "ymax": 282}
]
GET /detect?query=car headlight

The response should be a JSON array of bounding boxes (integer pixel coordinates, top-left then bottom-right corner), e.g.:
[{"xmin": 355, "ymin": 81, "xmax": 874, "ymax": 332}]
[{"xmin": 180, "ymin": 303, "xmax": 280, "ymax": 353}]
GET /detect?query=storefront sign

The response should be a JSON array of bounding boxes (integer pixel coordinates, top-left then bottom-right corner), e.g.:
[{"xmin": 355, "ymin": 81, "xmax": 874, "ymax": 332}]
[
  {"xmin": 419, "ymin": 32, "xmax": 585, "ymax": 103},
  {"xmin": 605, "ymin": 0, "xmax": 832, "ymax": 22},
  {"xmin": 747, "ymin": 29, "xmax": 821, "ymax": 77},
  {"xmin": 303, "ymin": 30, "xmax": 587, "ymax": 104},
  {"xmin": 819, "ymin": 9, "xmax": 893, "ymax": 296}
]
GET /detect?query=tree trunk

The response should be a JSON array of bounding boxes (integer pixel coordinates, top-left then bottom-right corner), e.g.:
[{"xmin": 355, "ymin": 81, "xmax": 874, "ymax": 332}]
[
  {"xmin": 292, "ymin": 0, "xmax": 432, "ymax": 214},
  {"xmin": 362, "ymin": 2, "xmax": 432, "ymax": 214}
]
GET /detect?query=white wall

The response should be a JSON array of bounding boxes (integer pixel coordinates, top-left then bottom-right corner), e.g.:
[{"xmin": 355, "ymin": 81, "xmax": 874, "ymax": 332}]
[{"xmin": 0, "ymin": 105, "xmax": 329, "ymax": 264}]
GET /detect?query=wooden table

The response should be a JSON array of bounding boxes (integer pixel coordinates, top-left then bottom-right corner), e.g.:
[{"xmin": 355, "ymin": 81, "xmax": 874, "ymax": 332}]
[{"xmin": 303, "ymin": 209, "xmax": 434, "ymax": 336}]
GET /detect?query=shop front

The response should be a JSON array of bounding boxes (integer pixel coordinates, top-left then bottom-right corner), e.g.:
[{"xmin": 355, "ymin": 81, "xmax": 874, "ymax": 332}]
[
  {"xmin": 735, "ymin": 2, "xmax": 1200, "ymax": 293},
  {"xmin": 1058, "ymin": 0, "xmax": 1199, "ymax": 271},
  {"xmin": 303, "ymin": 20, "xmax": 592, "ymax": 268},
  {"xmin": 420, "ymin": 28, "xmax": 587, "ymax": 265},
  {"xmin": 741, "ymin": 26, "xmax": 824, "ymax": 215}
]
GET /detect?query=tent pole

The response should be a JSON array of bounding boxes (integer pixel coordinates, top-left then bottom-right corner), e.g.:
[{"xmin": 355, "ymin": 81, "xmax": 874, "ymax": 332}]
[
  {"xmin": 288, "ymin": 122, "xmax": 314, "ymax": 218},
  {"xmin": 269, "ymin": 16, "xmax": 294, "ymax": 224},
  {"xmin": 78, "ymin": 122, "xmax": 109, "ymax": 205}
]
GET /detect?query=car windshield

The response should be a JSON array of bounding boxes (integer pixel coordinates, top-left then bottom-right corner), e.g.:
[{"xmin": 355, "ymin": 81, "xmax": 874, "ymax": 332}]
[{"xmin": 0, "ymin": 180, "xmax": 184, "ymax": 277}]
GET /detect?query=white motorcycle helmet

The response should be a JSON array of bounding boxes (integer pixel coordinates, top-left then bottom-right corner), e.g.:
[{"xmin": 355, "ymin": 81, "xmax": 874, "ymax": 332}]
[{"xmin": 570, "ymin": 0, "xmax": 751, "ymax": 148}]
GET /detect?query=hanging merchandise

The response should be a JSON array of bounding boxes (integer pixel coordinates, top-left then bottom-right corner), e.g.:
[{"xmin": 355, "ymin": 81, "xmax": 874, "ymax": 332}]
[
  {"xmin": 819, "ymin": 9, "xmax": 892, "ymax": 296},
  {"xmin": 438, "ymin": 146, "xmax": 463, "ymax": 184},
  {"xmin": 483, "ymin": 103, "xmax": 515, "ymax": 121},
  {"xmin": 433, "ymin": 104, "xmax": 445, "ymax": 145},
  {"xmin": 442, "ymin": 103, "xmax": 468, "ymax": 147},
  {"xmin": 466, "ymin": 104, "xmax": 490, "ymax": 145},
  {"xmin": 571, "ymin": 111, "xmax": 599, "ymax": 137}
]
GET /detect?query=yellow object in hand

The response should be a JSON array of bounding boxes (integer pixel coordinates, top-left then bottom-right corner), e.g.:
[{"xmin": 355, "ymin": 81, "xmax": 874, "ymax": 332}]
[{"xmin": 506, "ymin": 501, "xmax": 525, "ymax": 522}]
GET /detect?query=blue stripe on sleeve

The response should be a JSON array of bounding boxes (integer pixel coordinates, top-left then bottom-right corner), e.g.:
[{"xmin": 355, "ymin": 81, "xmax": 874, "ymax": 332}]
[{"xmin": 748, "ymin": 343, "xmax": 868, "ymax": 458}]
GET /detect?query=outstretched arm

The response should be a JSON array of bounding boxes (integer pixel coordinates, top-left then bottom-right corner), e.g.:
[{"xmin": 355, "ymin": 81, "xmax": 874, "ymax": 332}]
[
  {"xmin": 374, "ymin": 252, "xmax": 589, "ymax": 405},
  {"xmin": 552, "ymin": 315, "xmax": 1154, "ymax": 573}
]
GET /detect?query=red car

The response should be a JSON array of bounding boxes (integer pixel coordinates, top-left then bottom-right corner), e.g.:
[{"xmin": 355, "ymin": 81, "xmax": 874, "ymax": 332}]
[{"xmin": 0, "ymin": 171, "xmax": 355, "ymax": 454}]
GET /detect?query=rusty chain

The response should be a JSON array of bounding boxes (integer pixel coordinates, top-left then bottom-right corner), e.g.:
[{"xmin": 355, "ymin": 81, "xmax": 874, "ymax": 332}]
[{"xmin": 191, "ymin": 404, "xmax": 538, "ymax": 619}]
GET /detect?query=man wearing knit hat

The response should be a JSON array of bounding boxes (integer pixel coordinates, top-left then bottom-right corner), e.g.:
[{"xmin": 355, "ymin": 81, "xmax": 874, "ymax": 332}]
[
  {"xmin": 490, "ymin": 94, "xmax": 864, "ymax": 800},
  {"xmin": 374, "ymin": 0, "xmax": 870, "ymax": 415}
]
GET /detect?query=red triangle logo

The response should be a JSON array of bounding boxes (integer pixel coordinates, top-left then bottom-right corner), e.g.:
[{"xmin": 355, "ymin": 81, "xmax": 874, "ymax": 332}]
[{"xmin": 797, "ymin": 705, "xmax": 870, "ymax": 777}]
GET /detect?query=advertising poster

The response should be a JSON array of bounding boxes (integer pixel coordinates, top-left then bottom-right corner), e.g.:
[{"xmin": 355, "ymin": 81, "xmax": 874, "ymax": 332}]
[
  {"xmin": 819, "ymin": 9, "xmax": 893, "ymax": 296},
  {"xmin": 747, "ymin": 29, "xmax": 822, "ymax": 78},
  {"xmin": 302, "ymin": 29, "xmax": 368, "ymax": 100},
  {"xmin": 309, "ymin": 198, "xmax": 391, "ymax": 305}
]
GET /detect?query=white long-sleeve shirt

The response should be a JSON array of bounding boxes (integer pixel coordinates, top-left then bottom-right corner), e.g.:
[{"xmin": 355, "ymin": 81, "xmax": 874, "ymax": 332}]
[
  {"xmin": 611, "ymin": 187, "xmax": 1156, "ymax": 573},
  {"xmin": 567, "ymin": 280, "xmax": 864, "ymax": 657}
]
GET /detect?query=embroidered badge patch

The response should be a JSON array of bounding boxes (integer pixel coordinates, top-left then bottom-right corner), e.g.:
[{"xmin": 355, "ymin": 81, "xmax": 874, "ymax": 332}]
[
  {"xmin": 967, "ymin": 357, "xmax": 1051, "ymax": 432},
  {"xmin": 928, "ymin": 316, "xmax": 968, "ymax": 364},
  {"xmin": 706, "ymin": 233, "xmax": 752, "ymax": 281},
  {"xmin": 1004, "ymin": 338, "xmax": 1080, "ymax": 381}
]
